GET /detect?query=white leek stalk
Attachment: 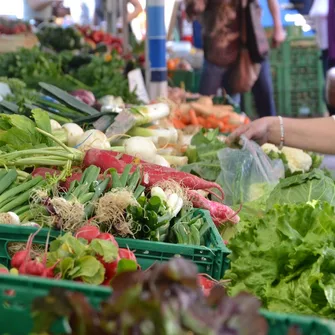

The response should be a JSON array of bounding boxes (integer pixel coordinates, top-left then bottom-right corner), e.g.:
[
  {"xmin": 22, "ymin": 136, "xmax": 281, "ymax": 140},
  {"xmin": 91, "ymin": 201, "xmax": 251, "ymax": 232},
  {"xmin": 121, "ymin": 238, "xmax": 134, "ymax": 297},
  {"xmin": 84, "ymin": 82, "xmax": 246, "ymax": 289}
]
[
  {"xmin": 167, "ymin": 193, "xmax": 183, "ymax": 218},
  {"xmin": 130, "ymin": 103, "xmax": 170, "ymax": 126},
  {"xmin": 128, "ymin": 126, "xmax": 178, "ymax": 145}
]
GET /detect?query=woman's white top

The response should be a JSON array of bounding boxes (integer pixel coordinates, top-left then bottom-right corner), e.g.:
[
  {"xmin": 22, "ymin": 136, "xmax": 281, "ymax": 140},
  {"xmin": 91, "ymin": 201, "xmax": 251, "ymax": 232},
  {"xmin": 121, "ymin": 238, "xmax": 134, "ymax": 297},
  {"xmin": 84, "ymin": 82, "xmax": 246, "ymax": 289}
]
[
  {"xmin": 309, "ymin": 0, "xmax": 329, "ymax": 50},
  {"xmin": 23, "ymin": 0, "xmax": 53, "ymax": 21}
]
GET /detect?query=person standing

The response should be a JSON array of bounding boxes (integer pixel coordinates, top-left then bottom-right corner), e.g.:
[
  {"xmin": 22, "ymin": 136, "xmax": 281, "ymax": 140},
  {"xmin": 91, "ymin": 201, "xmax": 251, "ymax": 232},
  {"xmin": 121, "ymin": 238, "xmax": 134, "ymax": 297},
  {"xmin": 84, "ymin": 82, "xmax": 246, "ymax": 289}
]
[
  {"xmin": 186, "ymin": 0, "xmax": 285, "ymax": 118},
  {"xmin": 309, "ymin": 0, "xmax": 335, "ymax": 116},
  {"xmin": 24, "ymin": 0, "xmax": 63, "ymax": 22},
  {"xmin": 241, "ymin": 0, "xmax": 286, "ymax": 118},
  {"xmin": 94, "ymin": 0, "xmax": 143, "ymax": 26}
]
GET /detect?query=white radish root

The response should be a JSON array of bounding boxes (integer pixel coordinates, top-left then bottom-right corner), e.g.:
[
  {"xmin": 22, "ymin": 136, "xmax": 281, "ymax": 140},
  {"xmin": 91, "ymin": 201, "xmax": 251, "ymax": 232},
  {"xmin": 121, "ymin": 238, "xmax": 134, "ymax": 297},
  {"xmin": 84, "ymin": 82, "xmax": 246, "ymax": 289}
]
[
  {"xmin": 50, "ymin": 197, "xmax": 86, "ymax": 232},
  {"xmin": 7, "ymin": 242, "xmax": 44, "ymax": 258},
  {"xmin": 0, "ymin": 212, "xmax": 20, "ymax": 225},
  {"xmin": 95, "ymin": 189, "xmax": 137, "ymax": 237},
  {"xmin": 152, "ymin": 180, "xmax": 192, "ymax": 210}
]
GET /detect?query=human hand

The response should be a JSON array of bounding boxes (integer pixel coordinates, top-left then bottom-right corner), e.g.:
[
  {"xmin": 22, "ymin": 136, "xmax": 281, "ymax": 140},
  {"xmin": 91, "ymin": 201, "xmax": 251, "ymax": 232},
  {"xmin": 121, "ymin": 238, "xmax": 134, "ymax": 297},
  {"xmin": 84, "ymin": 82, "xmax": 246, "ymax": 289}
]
[
  {"xmin": 226, "ymin": 117, "xmax": 274, "ymax": 147},
  {"xmin": 272, "ymin": 27, "xmax": 286, "ymax": 48}
]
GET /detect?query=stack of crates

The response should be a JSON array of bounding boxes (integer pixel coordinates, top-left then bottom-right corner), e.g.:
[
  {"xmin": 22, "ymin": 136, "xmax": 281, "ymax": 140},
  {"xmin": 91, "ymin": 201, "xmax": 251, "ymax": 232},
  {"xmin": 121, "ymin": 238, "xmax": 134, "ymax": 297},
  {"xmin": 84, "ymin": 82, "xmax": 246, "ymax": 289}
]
[{"xmin": 244, "ymin": 29, "xmax": 325, "ymax": 118}]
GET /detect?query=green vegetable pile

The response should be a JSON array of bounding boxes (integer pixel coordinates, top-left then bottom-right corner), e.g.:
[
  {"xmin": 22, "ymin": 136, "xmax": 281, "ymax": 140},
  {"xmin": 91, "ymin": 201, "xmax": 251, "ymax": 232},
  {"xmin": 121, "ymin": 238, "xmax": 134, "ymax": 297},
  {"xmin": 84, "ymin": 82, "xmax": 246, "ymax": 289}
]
[
  {"xmin": 225, "ymin": 201, "xmax": 335, "ymax": 318},
  {"xmin": 181, "ymin": 129, "xmax": 226, "ymax": 185},
  {"xmin": 37, "ymin": 26, "xmax": 84, "ymax": 52},
  {"xmin": 266, "ymin": 169, "xmax": 335, "ymax": 209},
  {"xmin": 0, "ymin": 47, "xmax": 139, "ymax": 104}
]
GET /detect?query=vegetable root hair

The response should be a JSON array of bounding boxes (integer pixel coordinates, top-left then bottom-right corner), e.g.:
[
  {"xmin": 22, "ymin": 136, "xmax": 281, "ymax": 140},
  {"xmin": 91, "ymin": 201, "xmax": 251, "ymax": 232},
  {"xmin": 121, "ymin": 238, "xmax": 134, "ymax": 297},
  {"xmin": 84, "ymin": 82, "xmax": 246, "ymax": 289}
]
[
  {"xmin": 96, "ymin": 188, "xmax": 137, "ymax": 237},
  {"xmin": 30, "ymin": 188, "xmax": 50, "ymax": 205},
  {"xmin": 50, "ymin": 197, "xmax": 86, "ymax": 232},
  {"xmin": 153, "ymin": 179, "xmax": 192, "ymax": 209},
  {"xmin": 7, "ymin": 242, "xmax": 44, "ymax": 258}
]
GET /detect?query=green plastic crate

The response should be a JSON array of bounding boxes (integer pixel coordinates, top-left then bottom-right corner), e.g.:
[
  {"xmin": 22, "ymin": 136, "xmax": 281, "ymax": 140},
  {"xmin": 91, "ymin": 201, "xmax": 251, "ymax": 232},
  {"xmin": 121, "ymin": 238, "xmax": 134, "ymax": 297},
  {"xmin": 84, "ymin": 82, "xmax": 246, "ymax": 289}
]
[
  {"xmin": 0, "ymin": 210, "xmax": 228, "ymax": 335},
  {"xmin": 0, "ymin": 210, "xmax": 229, "ymax": 280},
  {"xmin": 262, "ymin": 310, "xmax": 335, "ymax": 335},
  {"xmin": 0, "ymin": 274, "xmax": 111, "ymax": 335},
  {"xmin": 117, "ymin": 209, "xmax": 229, "ymax": 280},
  {"xmin": 2, "ymin": 276, "xmax": 335, "ymax": 335},
  {"xmin": 168, "ymin": 70, "xmax": 195, "ymax": 92}
]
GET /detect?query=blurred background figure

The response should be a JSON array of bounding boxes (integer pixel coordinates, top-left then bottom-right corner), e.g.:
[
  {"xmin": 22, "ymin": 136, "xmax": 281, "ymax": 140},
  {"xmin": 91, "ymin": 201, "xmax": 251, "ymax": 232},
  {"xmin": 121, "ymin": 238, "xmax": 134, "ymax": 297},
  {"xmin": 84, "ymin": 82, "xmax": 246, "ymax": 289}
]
[
  {"xmin": 23, "ymin": 0, "xmax": 69, "ymax": 23},
  {"xmin": 309, "ymin": 0, "xmax": 335, "ymax": 116},
  {"xmin": 186, "ymin": 0, "xmax": 285, "ymax": 118},
  {"xmin": 94, "ymin": 0, "xmax": 143, "ymax": 26}
]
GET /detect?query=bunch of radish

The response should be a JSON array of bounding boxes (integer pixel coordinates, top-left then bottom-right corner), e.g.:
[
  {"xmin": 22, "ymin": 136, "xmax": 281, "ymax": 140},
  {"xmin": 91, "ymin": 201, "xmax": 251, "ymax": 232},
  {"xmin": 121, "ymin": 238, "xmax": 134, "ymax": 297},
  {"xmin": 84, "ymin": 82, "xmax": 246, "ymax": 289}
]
[
  {"xmin": 11, "ymin": 228, "xmax": 58, "ymax": 278},
  {"xmin": 75, "ymin": 224, "xmax": 138, "ymax": 286},
  {"xmin": 6, "ymin": 225, "xmax": 139, "ymax": 286}
]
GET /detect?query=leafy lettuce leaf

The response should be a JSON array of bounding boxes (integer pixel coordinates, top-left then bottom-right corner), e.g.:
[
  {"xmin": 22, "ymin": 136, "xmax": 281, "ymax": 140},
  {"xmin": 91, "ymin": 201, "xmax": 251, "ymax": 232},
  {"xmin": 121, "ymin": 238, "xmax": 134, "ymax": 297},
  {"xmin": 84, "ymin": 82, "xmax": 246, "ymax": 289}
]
[
  {"xmin": 266, "ymin": 169, "xmax": 335, "ymax": 210},
  {"xmin": 180, "ymin": 129, "xmax": 225, "ymax": 182},
  {"xmin": 0, "ymin": 109, "xmax": 53, "ymax": 151},
  {"xmin": 225, "ymin": 201, "xmax": 335, "ymax": 318}
]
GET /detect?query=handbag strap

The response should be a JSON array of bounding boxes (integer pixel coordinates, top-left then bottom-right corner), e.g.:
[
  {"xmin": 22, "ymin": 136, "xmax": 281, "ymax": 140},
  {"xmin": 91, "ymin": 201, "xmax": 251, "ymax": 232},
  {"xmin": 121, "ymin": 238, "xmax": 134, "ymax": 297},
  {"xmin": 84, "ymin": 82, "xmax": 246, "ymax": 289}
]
[{"xmin": 240, "ymin": 0, "xmax": 248, "ymax": 45}]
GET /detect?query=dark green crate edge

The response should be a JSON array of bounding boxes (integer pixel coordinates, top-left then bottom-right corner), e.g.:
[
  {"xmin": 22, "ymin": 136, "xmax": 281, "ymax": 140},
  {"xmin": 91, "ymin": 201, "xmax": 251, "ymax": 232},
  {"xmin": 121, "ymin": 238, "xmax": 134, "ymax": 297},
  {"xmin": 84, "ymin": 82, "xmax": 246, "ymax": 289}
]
[
  {"xmin": 261, "ymin": 310, "xmax": 335, "ymax": 335},
  {"xmin": 0, "ymin": 209, "xmax": 229, "ymax": 280},
  {"xmin": 2, "ymin": 275, "xmax": 335, "ymax": 335}
]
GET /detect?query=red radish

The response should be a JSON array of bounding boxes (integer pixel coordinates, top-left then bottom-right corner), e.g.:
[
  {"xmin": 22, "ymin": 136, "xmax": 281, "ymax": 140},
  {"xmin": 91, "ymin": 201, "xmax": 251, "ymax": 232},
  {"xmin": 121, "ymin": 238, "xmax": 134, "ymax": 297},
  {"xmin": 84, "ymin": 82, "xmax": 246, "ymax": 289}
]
[
  {"xmin": 83, "ymin": 149, "xmax": 225, "ymax": 199},
  {"xmin": 70, "ymin": 89, "xmax": 96, "ymax": 106},
  {"xmin": 22, "ymin": 260, "xmax": 45, "ymax": 276},
  {"xmin": 0, "ymin": 267, "xmax": 9, "ymax": 274},
  {"xmin": 74, "ymin": 278, "xmax": 84, "ymax": 282},
  {"xmin": 118, "ymin": 248, "xmax": 137, "ymax": 262},
  {"xmin": 59, "ymin": 172, "xmax": 83, "ymax": 191},
  {"xmin": 11, "ymin": 250, "xmax": 29, "ymax": 269},
  {"xmin": 98, "ymin": 255, "xmax": 119, "ymax": 284},
  {"xmin": 75, "ymin": 225, "xmax": 100, "ymax": 243},
  {"xmin": 187, "ymin": 190, "xmax": 240, "ymax": 226},
  {"xmin": 42, "ymin": 261, "xmax": 60, "ymax": 278},
  {"xmin": 97, "ymin": 233, "xmax": 118, "ymax": 247},
  {"xmin": 198, "ymin": 274, "xmax": 216, "ymax": 297},
  {"xmin": 12, "ymin": 227, "xmax": 42, "ymax": 273},
  {"xmin": 32, "ymin": 167, "xmax": 60, "ymax": 179}
]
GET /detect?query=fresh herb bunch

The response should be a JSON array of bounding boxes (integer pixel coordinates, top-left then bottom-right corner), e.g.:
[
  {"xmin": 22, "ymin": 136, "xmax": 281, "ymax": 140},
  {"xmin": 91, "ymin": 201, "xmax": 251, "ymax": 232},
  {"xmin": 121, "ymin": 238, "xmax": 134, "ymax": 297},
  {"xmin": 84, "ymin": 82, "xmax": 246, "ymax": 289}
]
[
  {"xmin": 37, "ymin": 26, "xmax": 84, "ymax": 52},
  {"xmin": 72, "ymin": 53, "xmax": 140, "ymax": 103},
  {"xmin": 0, "ymin": 48, "xmax": 62, "ymax": 85}
]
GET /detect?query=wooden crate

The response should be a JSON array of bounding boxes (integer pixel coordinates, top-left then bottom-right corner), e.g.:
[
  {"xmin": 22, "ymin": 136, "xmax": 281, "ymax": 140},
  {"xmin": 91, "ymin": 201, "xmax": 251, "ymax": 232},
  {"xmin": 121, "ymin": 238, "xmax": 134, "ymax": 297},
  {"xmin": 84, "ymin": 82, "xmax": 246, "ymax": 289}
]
[{"xmin": 0, "ymin": 33, "xmax": 39, "ymax": 53}]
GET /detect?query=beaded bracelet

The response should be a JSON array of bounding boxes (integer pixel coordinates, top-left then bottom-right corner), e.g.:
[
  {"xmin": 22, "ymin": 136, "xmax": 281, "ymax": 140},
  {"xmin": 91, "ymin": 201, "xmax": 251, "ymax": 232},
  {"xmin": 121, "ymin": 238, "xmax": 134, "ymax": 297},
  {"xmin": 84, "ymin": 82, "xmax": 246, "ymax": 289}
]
[{"xmin": 278, "ymin": 116, "xmax": 284, "ymax": 150}]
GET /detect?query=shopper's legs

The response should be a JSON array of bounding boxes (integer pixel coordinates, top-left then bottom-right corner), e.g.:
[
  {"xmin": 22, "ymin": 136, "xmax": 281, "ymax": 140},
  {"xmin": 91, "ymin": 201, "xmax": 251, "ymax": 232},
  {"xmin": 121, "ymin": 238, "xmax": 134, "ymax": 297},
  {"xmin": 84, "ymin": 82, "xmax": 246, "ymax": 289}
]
[
  {"xmin": 251, "ymin": 58, "xmax": 276, "ymax": 117},
  {"xmin": 199, "ymin": 60, "xmax": 226, "ymax": 95}
]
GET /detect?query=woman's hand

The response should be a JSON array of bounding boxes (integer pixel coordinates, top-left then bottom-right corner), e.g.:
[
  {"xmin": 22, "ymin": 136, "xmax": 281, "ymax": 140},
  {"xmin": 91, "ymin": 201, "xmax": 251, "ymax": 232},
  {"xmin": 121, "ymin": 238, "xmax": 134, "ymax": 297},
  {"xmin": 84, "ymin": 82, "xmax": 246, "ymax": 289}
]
[{"xmin": 226, "ymin": 117, "xmax": 276, "ymax": 146}]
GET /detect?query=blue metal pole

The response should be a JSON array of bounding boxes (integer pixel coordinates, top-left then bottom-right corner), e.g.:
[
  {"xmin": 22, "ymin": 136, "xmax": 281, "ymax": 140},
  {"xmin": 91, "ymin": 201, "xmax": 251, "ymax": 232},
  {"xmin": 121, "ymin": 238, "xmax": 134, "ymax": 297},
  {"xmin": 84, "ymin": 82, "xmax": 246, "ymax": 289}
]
[{"xmin": 146, "ymin": 0, "xmax": 168, "ymax": 99}]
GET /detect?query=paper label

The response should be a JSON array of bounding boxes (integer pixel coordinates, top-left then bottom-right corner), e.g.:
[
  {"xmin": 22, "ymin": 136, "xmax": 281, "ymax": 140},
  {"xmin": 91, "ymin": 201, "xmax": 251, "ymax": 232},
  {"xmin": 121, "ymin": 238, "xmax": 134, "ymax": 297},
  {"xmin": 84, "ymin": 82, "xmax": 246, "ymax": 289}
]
[{"xmin": 128, "ymin": 69, "xmax": 150, "ymax": 104}]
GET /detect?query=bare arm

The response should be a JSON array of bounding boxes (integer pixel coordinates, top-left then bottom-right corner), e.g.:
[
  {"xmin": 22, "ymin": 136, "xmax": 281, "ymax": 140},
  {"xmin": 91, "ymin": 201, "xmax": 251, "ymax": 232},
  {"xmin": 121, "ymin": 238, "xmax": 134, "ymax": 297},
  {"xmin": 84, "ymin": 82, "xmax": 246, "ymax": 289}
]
[
  {"xmin": 127, "ymin": 0, "xmax": 143, "ymax": 23},
  {"xmin": 228, "ymin": 117, "xmax": 335, "ymax": 154},
  {"xmin": 27, "ymin": 0, "xmax": 58, "ymax": 11},
  {"xmin": 266, "ymin": 0, "xmax": 286, "ymax": 47}
]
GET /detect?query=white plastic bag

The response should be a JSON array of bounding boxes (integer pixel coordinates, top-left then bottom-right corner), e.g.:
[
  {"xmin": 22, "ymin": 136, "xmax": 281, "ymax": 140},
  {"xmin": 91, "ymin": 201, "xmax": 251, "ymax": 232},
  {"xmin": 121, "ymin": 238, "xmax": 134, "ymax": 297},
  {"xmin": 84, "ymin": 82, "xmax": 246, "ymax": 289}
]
[{"xmin": 216, "ymin": 136, "xmax": 284, "ymax": 206}]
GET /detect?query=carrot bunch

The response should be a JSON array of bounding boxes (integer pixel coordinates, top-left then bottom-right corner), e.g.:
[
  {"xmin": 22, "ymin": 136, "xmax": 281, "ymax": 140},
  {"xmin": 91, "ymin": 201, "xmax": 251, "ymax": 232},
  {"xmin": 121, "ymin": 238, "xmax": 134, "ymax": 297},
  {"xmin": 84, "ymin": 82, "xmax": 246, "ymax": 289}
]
[{"xmin": 171, "ymin": 96, "xmax": 250, "ymax": 133}]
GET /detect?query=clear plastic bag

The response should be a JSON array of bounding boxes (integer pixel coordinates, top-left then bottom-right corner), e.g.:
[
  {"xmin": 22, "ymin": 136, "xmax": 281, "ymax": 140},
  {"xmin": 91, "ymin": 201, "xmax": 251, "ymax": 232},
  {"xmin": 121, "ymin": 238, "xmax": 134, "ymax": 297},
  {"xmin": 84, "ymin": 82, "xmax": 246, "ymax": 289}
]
[{"xmin": 216, "ymin": 136, "xmax": 284, "ymax": 206}]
